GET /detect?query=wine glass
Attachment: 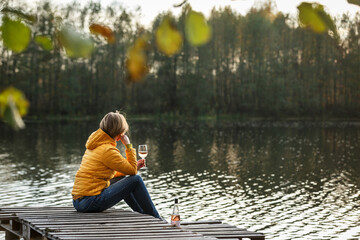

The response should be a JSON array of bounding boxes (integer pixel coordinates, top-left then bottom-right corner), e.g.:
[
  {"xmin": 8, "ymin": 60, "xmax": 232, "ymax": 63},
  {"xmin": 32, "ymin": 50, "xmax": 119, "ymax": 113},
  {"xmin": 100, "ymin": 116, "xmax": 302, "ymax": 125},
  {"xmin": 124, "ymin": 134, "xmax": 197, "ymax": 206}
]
[{"xmin": 138, "ymin": 145, "xmax": 148, "ymax": 168}]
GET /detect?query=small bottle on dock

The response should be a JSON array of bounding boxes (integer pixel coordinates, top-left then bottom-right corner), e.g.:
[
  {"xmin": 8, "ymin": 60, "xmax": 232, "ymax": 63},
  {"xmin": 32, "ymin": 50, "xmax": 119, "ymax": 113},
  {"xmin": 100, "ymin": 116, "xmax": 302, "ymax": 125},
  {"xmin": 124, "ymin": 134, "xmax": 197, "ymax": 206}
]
[{"xmin": 170, "ymin": 198, "xmax": 180, "ymax": 227}]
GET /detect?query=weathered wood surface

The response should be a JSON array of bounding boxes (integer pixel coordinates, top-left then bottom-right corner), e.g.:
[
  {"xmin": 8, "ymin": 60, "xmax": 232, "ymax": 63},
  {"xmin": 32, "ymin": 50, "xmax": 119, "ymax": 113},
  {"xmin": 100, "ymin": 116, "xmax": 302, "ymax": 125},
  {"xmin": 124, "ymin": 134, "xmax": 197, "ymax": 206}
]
[{"xmin": 0, "ymin": 207, "xmax": 265, "ymax": 240}]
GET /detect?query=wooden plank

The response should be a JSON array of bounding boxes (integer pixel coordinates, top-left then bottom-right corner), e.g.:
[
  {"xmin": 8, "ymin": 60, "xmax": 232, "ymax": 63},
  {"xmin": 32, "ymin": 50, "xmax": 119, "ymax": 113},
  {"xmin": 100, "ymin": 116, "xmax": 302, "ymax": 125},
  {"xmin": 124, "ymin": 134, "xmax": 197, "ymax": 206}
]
[
  {"xmin": 213, "ymin": 236, "xmax": 264, "ymax": 240},
  {"xmin": 50, "ymin": 231, "xmax": 204, "ymax": 236},
  {"xmin": 21, "ymin": 214, "xmax": 162, "ymax": 220},
  {"xmin": 49, "ymin": 232, "xmax": 207, "ymax": 238},
  {"xmin": 30, "ymin": 222, "xmax": 172, "ymax": 229},
  {"xmin": 0, "ymin": 207, "xmax": 264, "ymax": 240},
  {"xmin": 22, "ymin": 216, "xmax": 161, "ymax": 222},
  {"xmin": 24, "ymin": 219, "xmax": 163, "ymax": 225},
  {"xmin": 47, "ymin": 233, "xmax": 210, "ymax": 239},
  {"xmin": 53, "ymin": 237, "xmax": 212, "ymax": 240},
  {"xmin": 49, "ymin": 229, "xmax": 263, "ymax": 239},
  {"xmin": 182, "ymin": 228, "xmax": 248, "ymax": 232},
  {"xmin": 1, "ymin": 207, "xmax": 75, "ymax": 210},
  {"xmin": 50, "ymin": 236, "xmax": 213, "ymax": 240},
  {"xmin": 15, "ymin": 212, "xmax": 159, "ymax": 218},
  {"xmin": 0, "ymin": 215, "xmax": 18, "ymax": 221},
  {"xmin": 0, "ymin": 208, "xmax": 127, "ymax": 214},
  {"xmin": 22, "ymin": 218, "xmax": 161, "ymax": 223},
  {"xmin": 211, "ymin": 239, "xmax": 238, "ymax": 240},
  {"xmin": 0, "ymin": 208, "xmax": 75, "ymax": 213},
  {"xmin": 36, "ymin": 223, "xmax": 173, "ymax": 230},
  {"xmin": 53, "ymin": 237, "xmax": 214, "ymax": 240},
  {"xmin": 195, "ymin": 230, "xmax": 265, "ymax": 235},
  {"xmin": 19, "ymin": 215, "xmax": 151, "ymax": 220},
  {"xmin": 201, "ymin": 233, "xmax": 265, "ymax": 239},
  {"xmin": 47, "ymin": 229, "xmax": 184, "ymax": 234},
  {"xmin": 9, "ymin": 210, "xmax": 132, "ymax": 214},
  {"xmin": 16, "ymin": 212, "xmax": 147, "ymax": 217},
  {"xmin": 20, "ymin": 215, "xmax": 158, "ymax": 221}
]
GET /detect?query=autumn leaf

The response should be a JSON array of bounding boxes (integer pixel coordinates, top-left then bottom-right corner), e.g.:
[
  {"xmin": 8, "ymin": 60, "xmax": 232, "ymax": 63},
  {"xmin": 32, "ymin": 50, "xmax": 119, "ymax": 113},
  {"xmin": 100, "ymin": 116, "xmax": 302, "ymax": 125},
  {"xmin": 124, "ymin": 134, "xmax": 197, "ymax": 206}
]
[
  {"xmin": 347, "ymin": 0, "xmax": 360, "ymax": 6},
  {"xmin": 134, "ymin": 34, "xmax": 151, "ymax": 50},
  {"xmin": 35, "ymin": 35, "xmax": 53, "ymax": 51},
  {"xmin": 57, "ymin": 24, "xmax": 94, "ymax": 58},
  {"xmin": 0, "ymin": 87, "xmax": 29, "ymax": 130},
  {"xmin": 185, "ymin": 10, "xmax": 212, "ymax": 46},
  {"xmin": 126, "ymin": 49, "xmax": 148, "ymax": 82},
  {"xmin": 126, "ymin": 34, "xmax": 150, "ymax": 82},
  {"xmin": 156, "ymin": 17, "xmax": 183, "ymax": 56},
  {"xmin": 89, "ymin": 23, "xmax": 116, "ymax": 44},
  {"xmin": 0, "ymin": 17, "xmax": 31, "ymax": 53},
  {"xmin": 1, "ymin": 7, "xmax": 37, "ymax": 24},
  {"xmin": 297, "ymin": 2, "xmax": 338, "ymax": 38}
]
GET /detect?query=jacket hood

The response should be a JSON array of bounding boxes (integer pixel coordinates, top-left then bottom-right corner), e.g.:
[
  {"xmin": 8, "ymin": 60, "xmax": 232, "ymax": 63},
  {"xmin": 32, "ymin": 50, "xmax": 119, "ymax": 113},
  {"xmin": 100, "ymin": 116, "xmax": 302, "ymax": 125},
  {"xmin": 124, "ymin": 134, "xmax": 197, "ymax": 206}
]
[{"xmin": 85, "ymin": 128, "xmax": 116, "ymax": 150}]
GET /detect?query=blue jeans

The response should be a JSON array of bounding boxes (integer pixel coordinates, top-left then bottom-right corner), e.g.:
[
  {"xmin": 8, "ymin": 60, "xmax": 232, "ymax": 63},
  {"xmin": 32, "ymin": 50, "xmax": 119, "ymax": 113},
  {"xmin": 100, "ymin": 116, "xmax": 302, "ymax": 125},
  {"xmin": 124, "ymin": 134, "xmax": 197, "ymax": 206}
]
[{"xmin": 73, "ymin": 175, "xmax": 160, "ymax": 219}]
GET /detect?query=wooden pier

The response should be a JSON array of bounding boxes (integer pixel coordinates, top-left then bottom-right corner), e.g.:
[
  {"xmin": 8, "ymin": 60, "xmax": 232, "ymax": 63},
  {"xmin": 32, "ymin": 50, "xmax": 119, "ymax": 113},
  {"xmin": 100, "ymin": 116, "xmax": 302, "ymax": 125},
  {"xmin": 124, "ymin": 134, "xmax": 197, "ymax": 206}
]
[{"xmin": 0, "ymin": 207, "xmax": 265, "ymax": 240}]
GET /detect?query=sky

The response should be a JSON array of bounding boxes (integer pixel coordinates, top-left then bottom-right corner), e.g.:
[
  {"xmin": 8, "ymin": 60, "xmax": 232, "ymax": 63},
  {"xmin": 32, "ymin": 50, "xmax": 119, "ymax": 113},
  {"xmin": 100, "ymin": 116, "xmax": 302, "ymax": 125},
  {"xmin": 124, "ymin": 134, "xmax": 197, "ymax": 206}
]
[
  {"xmin": 118, "ymin": 0, "xmax": 359, "ymax": 18},
  {"xmin": 22, "ymin": 0, "xmax": 360, "ymax": 26}
]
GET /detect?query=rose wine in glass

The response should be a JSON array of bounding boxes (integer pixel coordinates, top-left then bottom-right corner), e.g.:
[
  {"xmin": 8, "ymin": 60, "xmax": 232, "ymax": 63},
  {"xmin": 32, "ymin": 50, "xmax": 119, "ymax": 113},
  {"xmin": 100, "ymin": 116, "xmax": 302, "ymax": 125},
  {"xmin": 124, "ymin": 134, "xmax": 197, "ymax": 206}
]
[{"xmin": 138, "ymin": 145, "xmax": 148, "ymax": 168}]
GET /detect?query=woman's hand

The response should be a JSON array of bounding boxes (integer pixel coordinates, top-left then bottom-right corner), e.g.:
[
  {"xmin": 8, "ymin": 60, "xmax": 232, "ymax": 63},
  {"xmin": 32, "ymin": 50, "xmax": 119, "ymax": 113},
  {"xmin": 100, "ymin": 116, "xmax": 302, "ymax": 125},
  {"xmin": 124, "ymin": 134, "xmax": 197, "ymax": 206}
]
[
  {"xmin": 120, "ymin": 135, "xmax": 130, "ymax": 146},
  {"xmin": 137, "ymin": 159, "xmax": 145, "ymax": 170}
]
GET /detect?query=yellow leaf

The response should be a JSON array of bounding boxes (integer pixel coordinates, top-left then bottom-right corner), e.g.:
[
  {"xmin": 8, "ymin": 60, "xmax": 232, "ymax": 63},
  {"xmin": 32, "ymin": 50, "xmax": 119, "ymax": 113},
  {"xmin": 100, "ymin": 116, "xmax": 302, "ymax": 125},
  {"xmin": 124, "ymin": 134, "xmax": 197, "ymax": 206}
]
[
  {"xmin": 134, "ymin": 34, "xmax": 151, "ymax": 50},
  {"xmin": 0, "ymin": 87, "xmax": 29, "ymax": 130},
  {"xmin": 297, "ymin": 2, "xmax": 338, "ymax": 38},
  {"xmin": 0, "ymin": 17, "xmax": 31, "ymax": 53},
  {"xmin": 298, "ymin": 2, "xmax": 326, "ymax": 33},
  {"xmin": 185, "ymin": 10, "xmax": 212, "ymax": 46},
  {"xmin": 126, "ymin": 49, "xmax": 148, "ymax": 82},
  {"xmin": 156, "ymin": 17, "xmax": 183, "ymax": 56},
  {"xmin": 126, "ymin": 34, "xmax": 150, "ymax": 82}
]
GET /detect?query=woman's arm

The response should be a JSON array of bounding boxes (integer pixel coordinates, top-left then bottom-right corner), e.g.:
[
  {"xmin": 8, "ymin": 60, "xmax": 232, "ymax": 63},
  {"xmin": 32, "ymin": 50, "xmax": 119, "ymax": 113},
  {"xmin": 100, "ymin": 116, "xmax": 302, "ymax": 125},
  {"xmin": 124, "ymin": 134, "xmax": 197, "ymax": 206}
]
[{"xmin": 103, "ymin": 146, "xmax": 137, "ymax": 175}]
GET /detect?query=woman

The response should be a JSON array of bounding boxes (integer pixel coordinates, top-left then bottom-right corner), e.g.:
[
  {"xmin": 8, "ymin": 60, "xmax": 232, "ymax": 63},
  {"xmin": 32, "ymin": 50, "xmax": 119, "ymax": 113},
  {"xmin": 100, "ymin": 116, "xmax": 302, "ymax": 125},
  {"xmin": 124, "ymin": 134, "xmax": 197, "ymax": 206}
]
[{"xmin": 71, "ymin": 111, "xmax": 160, "ymax": 219}]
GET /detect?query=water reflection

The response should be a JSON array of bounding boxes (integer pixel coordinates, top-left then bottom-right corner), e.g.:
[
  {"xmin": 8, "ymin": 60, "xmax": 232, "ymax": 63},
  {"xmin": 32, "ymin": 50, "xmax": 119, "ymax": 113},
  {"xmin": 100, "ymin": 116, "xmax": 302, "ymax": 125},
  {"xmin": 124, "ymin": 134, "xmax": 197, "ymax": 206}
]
[{"xmin": 0, "ymin": 120, "xmax": 359, "ymax": 239}]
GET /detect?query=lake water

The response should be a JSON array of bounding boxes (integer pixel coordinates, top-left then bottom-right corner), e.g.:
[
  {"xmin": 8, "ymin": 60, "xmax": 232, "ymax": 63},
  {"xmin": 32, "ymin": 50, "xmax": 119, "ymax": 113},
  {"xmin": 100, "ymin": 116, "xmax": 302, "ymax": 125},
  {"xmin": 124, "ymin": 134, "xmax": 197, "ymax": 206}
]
[{"xmin": 0, "ymin": 120, "xmax": 359, "ymax": 240}]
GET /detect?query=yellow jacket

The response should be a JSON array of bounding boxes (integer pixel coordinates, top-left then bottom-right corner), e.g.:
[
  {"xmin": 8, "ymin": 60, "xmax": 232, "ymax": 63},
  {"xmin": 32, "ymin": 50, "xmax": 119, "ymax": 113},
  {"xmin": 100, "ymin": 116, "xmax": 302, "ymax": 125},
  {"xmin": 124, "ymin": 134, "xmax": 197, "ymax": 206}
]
[{"xmin": 71, "ymin": 128, "xmax": 137, "ymax": 197}]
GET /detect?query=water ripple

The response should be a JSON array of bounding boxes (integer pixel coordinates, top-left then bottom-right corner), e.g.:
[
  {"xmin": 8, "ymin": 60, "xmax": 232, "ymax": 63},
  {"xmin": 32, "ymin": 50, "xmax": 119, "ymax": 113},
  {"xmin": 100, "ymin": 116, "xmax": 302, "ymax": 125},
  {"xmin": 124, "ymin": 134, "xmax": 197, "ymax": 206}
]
[{"xmin": 1, "ymin": 122, "xmax": 360, "ymax": 240}]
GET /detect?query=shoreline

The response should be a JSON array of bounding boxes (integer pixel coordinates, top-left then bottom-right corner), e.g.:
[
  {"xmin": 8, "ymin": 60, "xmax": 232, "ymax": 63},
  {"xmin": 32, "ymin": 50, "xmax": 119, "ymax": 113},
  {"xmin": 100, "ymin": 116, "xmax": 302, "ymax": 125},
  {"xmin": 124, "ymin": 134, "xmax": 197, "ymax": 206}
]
[{"xmin": 22, "ymin": 114, "xmax": 360, "ymax": 124}]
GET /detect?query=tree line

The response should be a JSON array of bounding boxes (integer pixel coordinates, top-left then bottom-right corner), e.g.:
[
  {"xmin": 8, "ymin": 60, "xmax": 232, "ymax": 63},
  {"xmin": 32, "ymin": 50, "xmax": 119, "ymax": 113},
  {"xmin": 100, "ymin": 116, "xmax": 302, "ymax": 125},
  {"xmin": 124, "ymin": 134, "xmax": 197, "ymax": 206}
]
[{"xmin": 1, "ymin": 1, "xmax": 360, "ymax": 119}]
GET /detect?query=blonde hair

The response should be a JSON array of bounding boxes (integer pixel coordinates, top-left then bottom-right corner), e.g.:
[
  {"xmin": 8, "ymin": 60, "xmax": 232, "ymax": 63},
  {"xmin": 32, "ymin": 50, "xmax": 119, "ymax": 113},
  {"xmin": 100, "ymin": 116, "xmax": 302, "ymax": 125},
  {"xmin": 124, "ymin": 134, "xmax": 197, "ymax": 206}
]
[{"xmin": 99, "ymin": 111, "xmax": 129, "ymax": 138}]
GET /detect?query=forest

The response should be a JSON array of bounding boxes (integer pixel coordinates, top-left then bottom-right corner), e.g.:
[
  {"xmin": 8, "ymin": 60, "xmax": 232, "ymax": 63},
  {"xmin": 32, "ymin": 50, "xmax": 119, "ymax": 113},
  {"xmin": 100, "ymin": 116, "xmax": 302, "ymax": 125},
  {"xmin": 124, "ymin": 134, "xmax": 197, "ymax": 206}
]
[{"xmin": 1, "ymin": 1, "xmax": 360, "ymax": 120}]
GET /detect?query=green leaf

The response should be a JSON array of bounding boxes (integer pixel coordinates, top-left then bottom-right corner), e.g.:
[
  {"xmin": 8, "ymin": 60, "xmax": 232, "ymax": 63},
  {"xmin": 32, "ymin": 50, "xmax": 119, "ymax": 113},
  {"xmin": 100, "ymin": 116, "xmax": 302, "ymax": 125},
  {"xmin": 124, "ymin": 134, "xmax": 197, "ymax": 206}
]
[
  {"xmin": 317, "ymin": 8, "xmax": 338, "ymax": 38},
  {"xmin": 1, "ymin": 7, "xmax": 37, "ymax": 23},
  {"xmin": 156, "ymin": 17, "xmax": 183, "ymax": 56},
  {"xmin": 0, "ymin": 17, "xmax": 31, "ymax": 53},
  {"xmin": 35, "ymin": 35, "xmax": 53, "ymax": 51},
  {"xmin": 347, "ymin": 0, "xmax": 360, "ymax": 6},
  {"xmin": 297, "ymin": 2, "xmax": 338, "ymax": 38},
  {"xmin": 185, "ymin": 10, "xmax": 212, "ymax": 46},
  {"xmin": 57, "ymin": 24, "xmax": 94, "ymax": 58},
  {"xmin": 0, "ymin": 87, "xmax": 29, "ymax": 131}
]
